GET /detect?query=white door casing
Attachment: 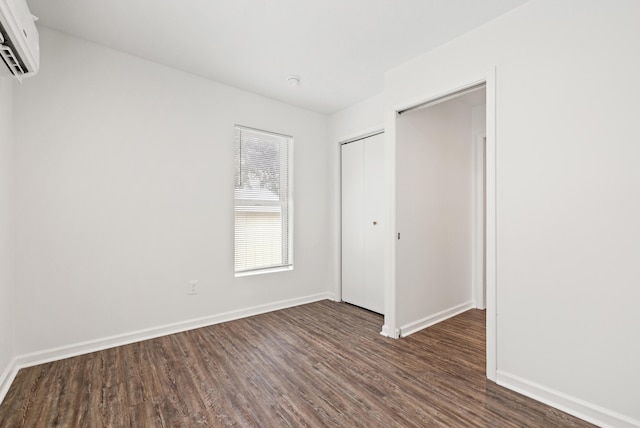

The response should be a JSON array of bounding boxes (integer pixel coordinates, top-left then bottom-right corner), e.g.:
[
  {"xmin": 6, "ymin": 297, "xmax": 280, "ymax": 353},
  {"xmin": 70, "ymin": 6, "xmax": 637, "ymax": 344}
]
[{"xmin": 341, "ymin": 133, "xmax": 385, "ymax": 314}]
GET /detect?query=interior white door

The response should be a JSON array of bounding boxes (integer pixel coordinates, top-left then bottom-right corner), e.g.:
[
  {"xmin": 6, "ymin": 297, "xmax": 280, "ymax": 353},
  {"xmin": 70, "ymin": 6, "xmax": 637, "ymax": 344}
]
[
  {"xmin": 341, "ymin": 140, "xmax": 364, "ymax": 307},
  {"xmin": 363, "ymin": 133, "xmax": 385, "ymax": 313},
  {"xmin": 341, "ymin": 133, "xmax": 385, "ymax": 314}
]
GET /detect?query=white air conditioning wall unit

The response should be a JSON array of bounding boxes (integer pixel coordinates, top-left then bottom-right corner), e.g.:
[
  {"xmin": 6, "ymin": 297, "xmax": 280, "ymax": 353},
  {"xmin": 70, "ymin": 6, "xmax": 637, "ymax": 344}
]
[{"xmin": 0, "ymin": 0, "xmax": 39, "ymax": 81}]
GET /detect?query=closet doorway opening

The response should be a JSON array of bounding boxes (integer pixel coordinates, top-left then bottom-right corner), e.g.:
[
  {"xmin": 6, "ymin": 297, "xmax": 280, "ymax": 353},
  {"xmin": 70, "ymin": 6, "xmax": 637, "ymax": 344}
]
[{"xmin": 395, "ymin": 83, "xmax": 489, "ymax": 373}]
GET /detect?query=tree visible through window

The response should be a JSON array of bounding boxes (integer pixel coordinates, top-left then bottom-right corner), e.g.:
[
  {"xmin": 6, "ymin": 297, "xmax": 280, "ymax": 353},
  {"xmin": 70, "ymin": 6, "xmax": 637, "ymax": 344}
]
[{"xmin": 234, "ymin": 126, "xmax": 292, "ymax": 274}]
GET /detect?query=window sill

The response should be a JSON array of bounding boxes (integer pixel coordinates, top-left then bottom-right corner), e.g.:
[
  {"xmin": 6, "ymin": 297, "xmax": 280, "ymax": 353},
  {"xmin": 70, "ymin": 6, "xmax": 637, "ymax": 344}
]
[{"xmin": 235, "ymin": 265, "xmax": 293, "ymax": 278}]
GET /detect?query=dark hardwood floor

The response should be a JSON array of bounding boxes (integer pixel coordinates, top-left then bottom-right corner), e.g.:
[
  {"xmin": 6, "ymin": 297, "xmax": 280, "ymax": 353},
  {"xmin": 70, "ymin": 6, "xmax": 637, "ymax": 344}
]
[{"xmin": 0, "ymin": 300, "xmax": 594, "ymax": 427}]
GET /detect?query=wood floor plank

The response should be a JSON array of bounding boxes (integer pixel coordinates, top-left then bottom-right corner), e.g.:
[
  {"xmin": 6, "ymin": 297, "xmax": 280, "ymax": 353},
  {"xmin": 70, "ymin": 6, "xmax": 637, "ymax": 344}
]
[{"xmin": 0, "ymin": 300, "xmax": 595, "ymax": 427}]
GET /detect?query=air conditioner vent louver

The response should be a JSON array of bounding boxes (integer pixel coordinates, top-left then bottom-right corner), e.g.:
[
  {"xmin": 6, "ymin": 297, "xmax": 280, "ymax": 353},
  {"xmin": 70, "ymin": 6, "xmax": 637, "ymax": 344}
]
[
  {"xmin": 0, "ymin": 0, "xmax": 39, "ymax": 81},
  {"xmin": 1, "ymin": 28, "xmax": 27, "ymax": 80}
]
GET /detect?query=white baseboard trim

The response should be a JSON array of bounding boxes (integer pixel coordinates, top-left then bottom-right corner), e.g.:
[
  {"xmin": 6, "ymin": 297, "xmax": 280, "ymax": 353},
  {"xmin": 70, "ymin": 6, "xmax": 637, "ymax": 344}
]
[
  {"xmin": 399, "ymin": 301, "xmax": 474, "ymax": 337},
  {"xmin": 380, "ymin": 324, "xmax": 400, "ymax": 338},
  {"xmin": 12, "ymin": 292, "xmax": 332, "ymax": 374},
  {"xmin": 0, "ymin": 357, "xmax": 19, "ymax": 405},
  {"xmin": 497, "ymin": 370, "xmax": 640, "ymax": 428}
]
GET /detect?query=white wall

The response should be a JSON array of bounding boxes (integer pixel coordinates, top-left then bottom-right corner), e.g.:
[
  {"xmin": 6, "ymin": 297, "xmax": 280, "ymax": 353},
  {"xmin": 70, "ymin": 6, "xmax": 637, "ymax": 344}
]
[
  {"xmin": 13, "ymin": 27, "xmax": 331, "ymax": 356},
  {"xmin": 396, "ymin": 100, "xmax": 474, "ymax": 333},
  {"xmin": 329, "ymin": 92, "xmax": 384, "ymax": 143},
  {"xmin": 328, "ymin": 93, "xmax": 384, "ymax": 301},
  {"xmin": 0, "ymin": 77, "xmax": 15, "ymax": 390},
  {"xmin": 386, "ymin": 0, "xmax": 640, "ymax": 425}
]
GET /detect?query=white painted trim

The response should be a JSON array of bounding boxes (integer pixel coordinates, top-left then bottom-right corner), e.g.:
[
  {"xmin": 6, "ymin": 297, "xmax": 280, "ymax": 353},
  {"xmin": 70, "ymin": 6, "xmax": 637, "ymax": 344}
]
[
  {"xmin": 399, "ymin": 301, "xmax": 474, "ymax": 337},
  {"xmin": 10, "ymin": 292, "xmax": 331, "ymax": 373},
  {"xmin": 0, "ymin": 357, "xmax": 19, "ymax": 405},
  {"xmin": 383, "ymin": 111, "xmax": 398, "ymax": 338},
  {"xmin": 484, "ymin": 68, "xmax": 497, "ymax": 382},
  {"xmin": 471, "ymin": 133, "xmax": 486, "ymax": 310},
  {"xmin": 325, "ymin": 292, "xmax": 338, "ymax": 302},
  {"xmin": 339, "ymin": 129, "xmax": 384, "ymax": 146},
  {"xmin": 397, "ymin": 82, "xmax": 486, "ymax": 115},
  {"xmin": 497, "ymin": 371, "xmax": 640, "ymax": 428},
  {"xmin": 379, "ymin": 324, "xmax": 399, "ymax": 338},
  {"xmin": 335, "ymin": 124, "xmax": 385, "ymax": 148},
  {"xmin": 334, "ymin": 124, "xmax": 385, "ymax": 306},
  {"xmin": 394, "ymin": 80, "xmax": 484, "ymax": 118},
  {"xmin": 333, "ymin": 133, "xmax": 343, "ymax": 304}
]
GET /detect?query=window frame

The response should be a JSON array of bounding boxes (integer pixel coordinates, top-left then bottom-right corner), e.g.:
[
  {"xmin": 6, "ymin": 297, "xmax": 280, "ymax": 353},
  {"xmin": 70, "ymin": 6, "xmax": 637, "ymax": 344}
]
[{"xmin": 234, "ymin": 125, "xmax": 293, "ymax": 276}]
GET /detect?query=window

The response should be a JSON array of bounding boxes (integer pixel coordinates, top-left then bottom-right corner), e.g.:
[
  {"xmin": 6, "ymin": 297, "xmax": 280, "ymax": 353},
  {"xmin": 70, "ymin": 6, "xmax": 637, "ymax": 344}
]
[{"xmin": 234, "ymin": 126, "xmax": 293, "ymax": 274}]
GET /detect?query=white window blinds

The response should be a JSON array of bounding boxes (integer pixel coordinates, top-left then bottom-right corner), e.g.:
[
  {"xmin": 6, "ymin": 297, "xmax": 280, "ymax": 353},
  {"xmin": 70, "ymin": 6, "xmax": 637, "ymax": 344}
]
[{"xmin": 234, "ymin": 126, "xmax": 293, "ymax": 274}]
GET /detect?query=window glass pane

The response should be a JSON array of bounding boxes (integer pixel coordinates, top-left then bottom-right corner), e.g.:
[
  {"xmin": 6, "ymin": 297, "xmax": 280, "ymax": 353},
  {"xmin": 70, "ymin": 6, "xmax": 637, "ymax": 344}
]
[{"xmin": 234, "ymin": 126, "xmax": 292, "ymax": 274}]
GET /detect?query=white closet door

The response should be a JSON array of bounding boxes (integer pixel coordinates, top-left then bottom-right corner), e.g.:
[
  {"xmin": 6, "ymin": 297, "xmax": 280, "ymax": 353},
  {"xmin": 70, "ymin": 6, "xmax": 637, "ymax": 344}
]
[
  {"xmin": 341, "ymin": 141, "xmax": 364, "ymax": 307},
  {"xmin": 341, "ymin": 133, "xmax": 385, "ymax": 314},
  {"xmin": 363, "ymin": 133, "xmax": 385, "ymax": 314}
]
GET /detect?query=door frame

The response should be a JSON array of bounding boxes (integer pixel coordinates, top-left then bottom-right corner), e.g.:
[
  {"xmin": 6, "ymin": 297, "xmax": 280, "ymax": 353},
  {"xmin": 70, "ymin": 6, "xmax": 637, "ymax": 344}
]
[
  {"xmin": 339, "ymin": 131, "xmax": 386, "ymax": 314},
  {"xmin": 336, "ymin": 127, "xmax": 385, "ymax": 305},
  {"xmin": 472, "ymin": 134, "xmax": 486, "ymax": 310},
  {"xmin": 384, "ymin": 69, "xmax": 497, "ymax": 381}
]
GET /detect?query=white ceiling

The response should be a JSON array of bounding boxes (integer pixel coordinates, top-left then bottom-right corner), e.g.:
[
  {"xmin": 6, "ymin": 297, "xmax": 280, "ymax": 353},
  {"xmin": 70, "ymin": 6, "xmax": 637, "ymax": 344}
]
[{"xmin": 26, "ymin": 0, "xmax": 529, "ymax": 114}]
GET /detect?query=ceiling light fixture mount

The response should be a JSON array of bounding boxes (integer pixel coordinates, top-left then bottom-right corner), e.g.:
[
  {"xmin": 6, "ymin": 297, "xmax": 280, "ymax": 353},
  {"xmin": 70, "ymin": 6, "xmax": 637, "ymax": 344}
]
[{"xmin": 287, "ymin": 75, "xmax": 301, "ymax": 87}]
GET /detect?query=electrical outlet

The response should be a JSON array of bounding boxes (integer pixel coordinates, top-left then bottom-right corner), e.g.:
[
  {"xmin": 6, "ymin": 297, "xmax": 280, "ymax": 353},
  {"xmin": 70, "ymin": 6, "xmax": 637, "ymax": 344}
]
[{"xmin": 188, "ymin": 280, "xmax": 198, "ymax": 295}]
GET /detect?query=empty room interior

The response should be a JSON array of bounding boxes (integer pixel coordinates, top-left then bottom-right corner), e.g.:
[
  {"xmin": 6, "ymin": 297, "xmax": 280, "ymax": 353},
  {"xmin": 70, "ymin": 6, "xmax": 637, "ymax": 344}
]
[{"xmin": 1, "ymin": 0, "xmax": 639, "ymax": 426}]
